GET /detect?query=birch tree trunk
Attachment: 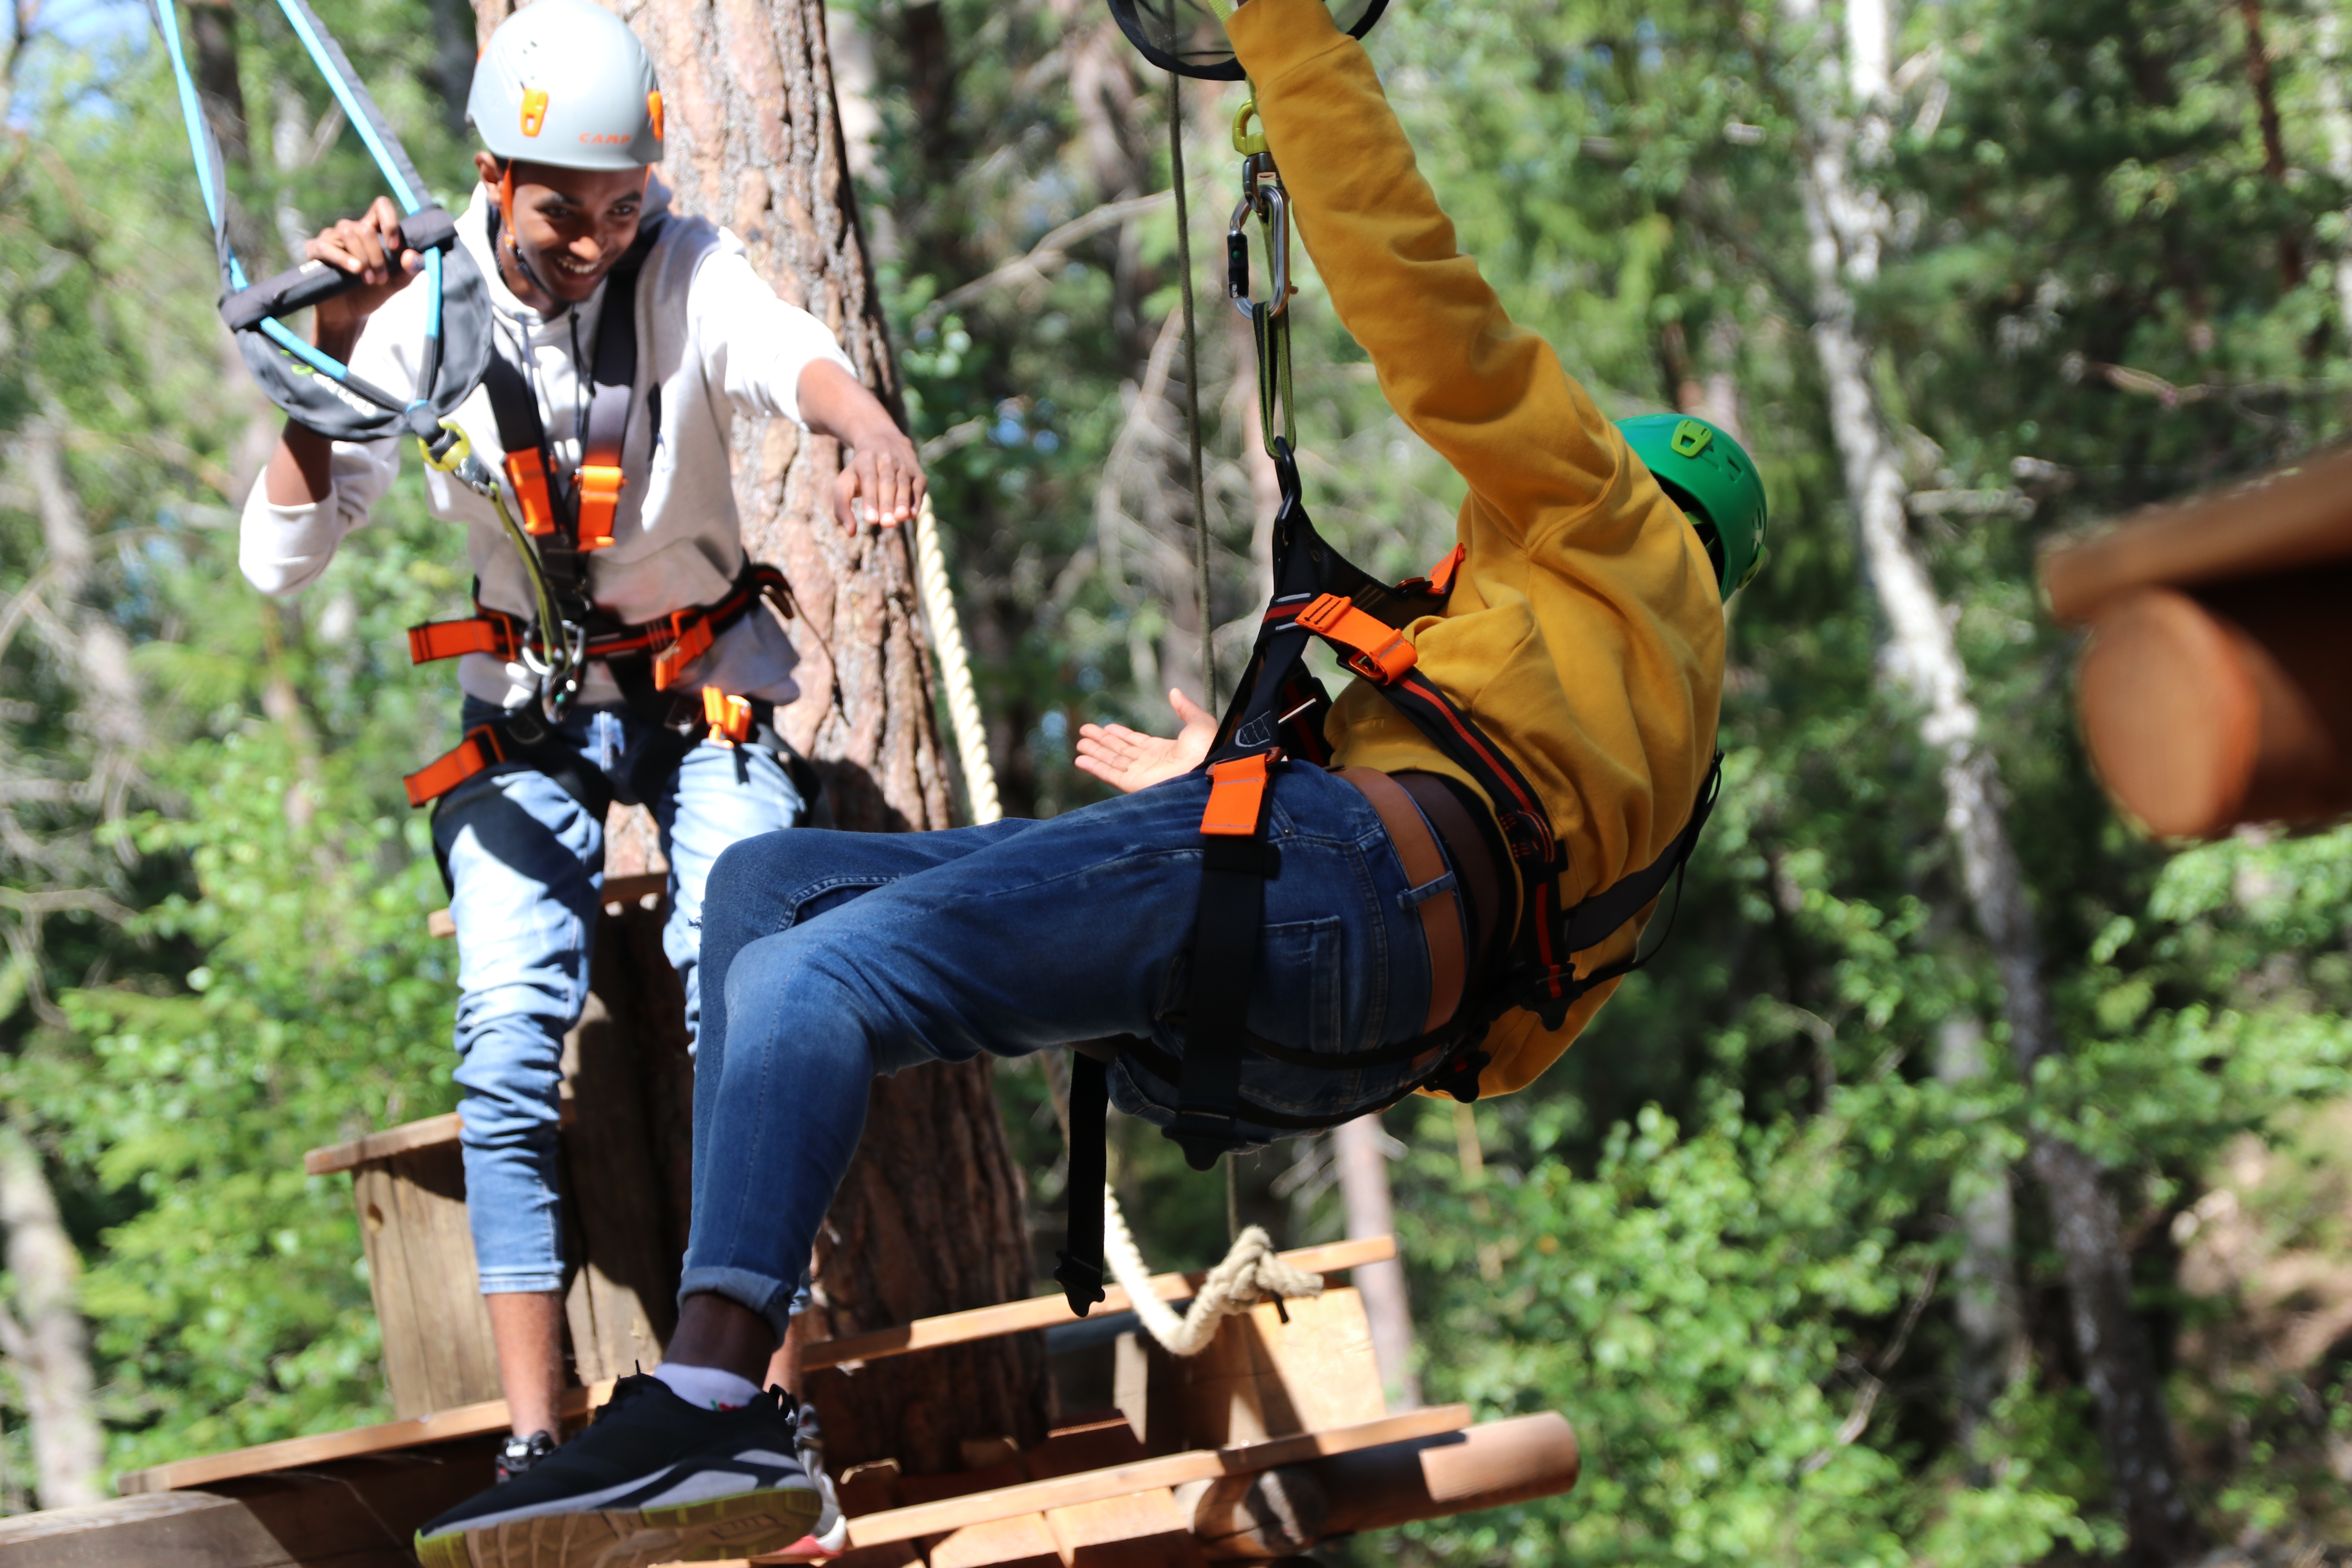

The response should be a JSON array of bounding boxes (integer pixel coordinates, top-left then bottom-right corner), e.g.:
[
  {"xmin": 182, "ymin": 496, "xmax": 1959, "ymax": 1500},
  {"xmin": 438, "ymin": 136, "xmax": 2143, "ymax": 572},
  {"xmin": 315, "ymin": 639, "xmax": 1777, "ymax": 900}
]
[
  {"xmin": 1332, "ymin": 1114, "xmax": 1419, "ymax": 1408},
  {"xmin": 1782, "ymin": 2, "xmax": 2195, "ymax": 1557},
  {"xmin": 470, "ymin": 0, "xmax": 1045, "ymax": 1472},
  {"xmin": 0, "ymin": 1121, "xmax": 103, "ymax": 1509}
]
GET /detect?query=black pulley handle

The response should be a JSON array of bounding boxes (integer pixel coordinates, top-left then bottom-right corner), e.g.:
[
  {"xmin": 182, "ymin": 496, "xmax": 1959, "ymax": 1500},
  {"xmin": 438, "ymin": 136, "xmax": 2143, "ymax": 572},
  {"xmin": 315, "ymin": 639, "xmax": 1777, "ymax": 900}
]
[{"xmin": 220, "ymin": 205, "xmax": 459, "ymax": 333}]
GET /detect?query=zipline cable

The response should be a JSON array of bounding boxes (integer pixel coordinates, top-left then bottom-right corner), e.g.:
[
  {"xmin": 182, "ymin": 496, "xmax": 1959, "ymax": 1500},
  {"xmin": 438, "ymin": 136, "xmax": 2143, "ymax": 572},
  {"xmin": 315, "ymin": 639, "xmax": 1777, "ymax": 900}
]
[{"xmin": 1167, "ymin": 46, "xmax": 1216, "ymax": 710}]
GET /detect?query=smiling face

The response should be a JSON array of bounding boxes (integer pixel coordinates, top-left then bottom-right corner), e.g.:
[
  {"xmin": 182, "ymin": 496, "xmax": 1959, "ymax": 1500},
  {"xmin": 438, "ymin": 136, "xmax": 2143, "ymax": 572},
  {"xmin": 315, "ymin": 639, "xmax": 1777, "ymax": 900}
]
[{"xmin": 474, "ymin": 152, "xmax": 648, "ymax": 307}]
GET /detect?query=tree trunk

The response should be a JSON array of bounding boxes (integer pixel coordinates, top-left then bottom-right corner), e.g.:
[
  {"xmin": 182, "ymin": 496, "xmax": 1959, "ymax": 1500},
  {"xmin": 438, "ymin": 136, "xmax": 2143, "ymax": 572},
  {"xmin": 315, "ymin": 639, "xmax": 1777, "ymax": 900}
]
[
  {"xmin": 0, "ymin": 1120, "xmax": 103, "ymax": 1510},
  {"xmin": 2318, "ymin": 7, "xmax": 2352, "ymax": 339},
  {"xmin": 1781, "ymin": 2, "xmax": 2196, "ymax": 1558},
  {"xmin": 1332, "ymin": 1114, "xmax": 1418, "ymax": 1408},
  {"xmin": 466, "ymin": 0, "xmax": 1044, "ymax": 1473},
  {"xmin": 1933, "ymin": 1016, "xmax": 2023, "ymax": 1451}
]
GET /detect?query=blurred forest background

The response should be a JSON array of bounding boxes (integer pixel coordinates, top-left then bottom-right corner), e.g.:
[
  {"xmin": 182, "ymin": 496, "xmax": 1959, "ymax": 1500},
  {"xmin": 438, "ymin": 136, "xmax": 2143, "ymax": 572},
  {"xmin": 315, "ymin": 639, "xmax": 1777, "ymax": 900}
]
[{"xmin": 6, "ymin": 0, "xmax": 2352, "ymax": 1560}]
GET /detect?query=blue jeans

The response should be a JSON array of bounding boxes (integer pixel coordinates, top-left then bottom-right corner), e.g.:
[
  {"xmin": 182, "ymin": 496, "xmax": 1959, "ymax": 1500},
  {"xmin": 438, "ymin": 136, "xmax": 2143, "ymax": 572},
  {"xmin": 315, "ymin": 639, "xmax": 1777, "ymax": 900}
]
[
  {"xmin": 434, "ymin": 698, "xmax": 806, "ymax": 1295},
  {"xmin": 682, "ymin": 762, "xmax": 1439, "ymax": 1337}
]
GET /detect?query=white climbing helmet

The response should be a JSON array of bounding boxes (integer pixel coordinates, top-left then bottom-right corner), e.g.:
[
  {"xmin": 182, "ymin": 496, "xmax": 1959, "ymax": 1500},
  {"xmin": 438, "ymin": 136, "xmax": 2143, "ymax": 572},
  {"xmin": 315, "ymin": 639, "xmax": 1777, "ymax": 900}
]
[{"xmin": 466, "ymin": 0, "xmax": 664, "ymax": 172}]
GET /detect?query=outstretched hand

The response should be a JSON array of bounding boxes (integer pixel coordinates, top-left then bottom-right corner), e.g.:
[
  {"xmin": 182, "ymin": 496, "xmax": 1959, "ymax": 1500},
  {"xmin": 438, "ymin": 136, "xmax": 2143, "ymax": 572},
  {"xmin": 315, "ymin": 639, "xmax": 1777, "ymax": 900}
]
[{"xmin": 1075, "ymin": 687, "xmax": 1217, "ymax": 795}]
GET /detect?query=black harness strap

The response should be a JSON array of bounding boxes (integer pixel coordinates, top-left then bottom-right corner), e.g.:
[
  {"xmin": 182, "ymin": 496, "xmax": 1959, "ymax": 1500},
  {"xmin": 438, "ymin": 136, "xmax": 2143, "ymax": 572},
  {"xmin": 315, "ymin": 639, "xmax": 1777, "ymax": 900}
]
[
  {"xmin": 1054, "ymin": 1053, "xmax": 1111, "ymax": 1315},
  {"xmin": 479, "ymin": 214, "xmax": 663, "ymax": 626}
]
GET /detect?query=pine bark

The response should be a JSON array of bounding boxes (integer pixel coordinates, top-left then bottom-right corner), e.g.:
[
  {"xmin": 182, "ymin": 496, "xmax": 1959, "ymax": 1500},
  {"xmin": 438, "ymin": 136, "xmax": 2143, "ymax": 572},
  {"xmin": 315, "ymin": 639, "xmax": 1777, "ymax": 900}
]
[
  {"xmin": 465, "ymin": 0, "xmax": 1044, "ymax": 1473},
  {"xmin": 1782, "ymin": 1, "xmax": 2195, "ymax": 1558}
]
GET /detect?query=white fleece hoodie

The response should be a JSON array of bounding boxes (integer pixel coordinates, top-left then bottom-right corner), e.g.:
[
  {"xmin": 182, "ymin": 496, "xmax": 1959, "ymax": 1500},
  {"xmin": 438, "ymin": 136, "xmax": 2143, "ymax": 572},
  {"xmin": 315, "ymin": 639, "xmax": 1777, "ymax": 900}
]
[{"xmin": 238, "ymin": 181, "xmax": 856, "ymax": 710}]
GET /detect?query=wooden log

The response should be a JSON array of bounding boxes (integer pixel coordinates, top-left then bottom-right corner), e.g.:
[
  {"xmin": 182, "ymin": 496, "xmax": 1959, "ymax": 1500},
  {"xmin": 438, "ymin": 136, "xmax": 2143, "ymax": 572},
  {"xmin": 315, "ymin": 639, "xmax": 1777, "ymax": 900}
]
[
  {"xmin": 2069, "ymin": 578, "xmax": 2352, "ymax": 837},
  {"xmin": 842, "ymin": 1406, "xmax": 1470, "ymax": 1549},
  {"xmin": 1307, "ymin": 1412, "xmax": 1581, "ymax": 1537},
  {"xmin": 803, "ymin": 1238, "xmax": 1397, "ymax": 1372}
]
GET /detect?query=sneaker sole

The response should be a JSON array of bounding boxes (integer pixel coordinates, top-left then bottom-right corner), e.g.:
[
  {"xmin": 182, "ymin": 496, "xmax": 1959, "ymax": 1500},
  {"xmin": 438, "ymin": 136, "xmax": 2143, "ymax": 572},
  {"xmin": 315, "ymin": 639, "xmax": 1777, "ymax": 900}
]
[{"xmin": 415, "ymin": 1486, "xmax": 825, "ymax": 1568}]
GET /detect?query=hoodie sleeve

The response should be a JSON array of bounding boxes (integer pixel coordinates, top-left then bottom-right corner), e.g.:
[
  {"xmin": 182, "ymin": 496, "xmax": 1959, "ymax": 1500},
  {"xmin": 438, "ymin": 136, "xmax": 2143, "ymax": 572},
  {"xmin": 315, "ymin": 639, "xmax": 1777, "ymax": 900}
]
[
  {"xmin": 1224, "ymin": 0, "xmax": 1633, "ymax": 547},
  {"xmin": 689, "ymin": 232, "xmax": 859, "ymax": 429}
]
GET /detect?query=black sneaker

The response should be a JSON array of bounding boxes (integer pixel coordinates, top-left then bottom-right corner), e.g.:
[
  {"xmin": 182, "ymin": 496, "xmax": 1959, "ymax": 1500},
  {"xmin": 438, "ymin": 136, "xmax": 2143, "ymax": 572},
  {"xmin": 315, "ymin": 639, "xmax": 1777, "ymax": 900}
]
[
  {"xmin": 494, "ymin": 1430, "xmax": 556, "ymax": 1483},
  {"xmin": 414, "ymin": 1374, "xmax": 822, "ymax": 1568}
]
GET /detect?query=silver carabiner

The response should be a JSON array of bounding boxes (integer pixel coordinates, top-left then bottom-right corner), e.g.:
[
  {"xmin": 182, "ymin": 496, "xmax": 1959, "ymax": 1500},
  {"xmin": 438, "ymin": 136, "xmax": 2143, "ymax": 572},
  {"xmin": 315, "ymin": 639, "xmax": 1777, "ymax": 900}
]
[{"xmin": 1227, "ymin": 153, "xmax": 1291, "ymax": 319}]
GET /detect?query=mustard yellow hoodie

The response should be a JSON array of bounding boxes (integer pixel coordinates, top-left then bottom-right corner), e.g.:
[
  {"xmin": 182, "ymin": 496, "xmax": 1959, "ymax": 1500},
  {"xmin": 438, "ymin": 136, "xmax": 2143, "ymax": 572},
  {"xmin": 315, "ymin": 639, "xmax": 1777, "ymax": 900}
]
[{"xmin": 1224, "ymin": 0, "xmax": 1726, "ymax": 1097}]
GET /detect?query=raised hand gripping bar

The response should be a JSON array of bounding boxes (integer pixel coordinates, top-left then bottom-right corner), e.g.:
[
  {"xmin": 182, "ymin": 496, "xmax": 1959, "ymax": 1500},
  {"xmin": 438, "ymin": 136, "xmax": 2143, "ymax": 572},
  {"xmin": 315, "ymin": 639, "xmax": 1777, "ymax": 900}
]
[{"xmin": 220, "ymin": 207, "xmax": 461, "ymax": 332}]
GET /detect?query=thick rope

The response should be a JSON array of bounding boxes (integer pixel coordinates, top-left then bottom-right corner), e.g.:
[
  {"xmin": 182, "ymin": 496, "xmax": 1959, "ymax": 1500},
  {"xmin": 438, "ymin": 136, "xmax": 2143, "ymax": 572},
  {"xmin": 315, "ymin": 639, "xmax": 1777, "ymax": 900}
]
[
  {"xmin": 1105, "ymin": 1200, "xmax": 1322, "ymax": 1358},
  {"xmin": 912, "ymin": 494, "xmax": 1003, "ymax": 826}
]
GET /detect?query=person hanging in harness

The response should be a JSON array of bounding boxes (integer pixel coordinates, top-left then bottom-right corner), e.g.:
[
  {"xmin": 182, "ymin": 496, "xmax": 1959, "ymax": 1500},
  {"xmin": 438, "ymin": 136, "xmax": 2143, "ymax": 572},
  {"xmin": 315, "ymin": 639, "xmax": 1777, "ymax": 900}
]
[
  {"xmin": 237, "ymin": 0, "xmax": 923, "ymax": 1494},
  {"xmin": 410, "ymin": 0, "xmax": 1760, "ymax": 1557}
]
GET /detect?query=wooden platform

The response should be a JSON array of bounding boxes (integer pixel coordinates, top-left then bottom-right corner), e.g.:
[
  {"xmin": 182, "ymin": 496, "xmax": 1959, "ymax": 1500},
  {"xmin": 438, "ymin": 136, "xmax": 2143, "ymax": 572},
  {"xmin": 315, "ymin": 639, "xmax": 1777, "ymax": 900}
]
[{"xmin": 85, "ymin": 1234, "xmax": 1583, "ymax": 1566}]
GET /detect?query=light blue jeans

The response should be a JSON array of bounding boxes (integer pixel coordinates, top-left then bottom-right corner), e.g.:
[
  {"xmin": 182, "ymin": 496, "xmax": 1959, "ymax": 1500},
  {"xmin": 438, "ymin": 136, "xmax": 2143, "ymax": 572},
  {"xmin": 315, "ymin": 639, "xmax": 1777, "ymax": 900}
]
[
  {"xmin": 682, "ymin": 763, "xmax": 1438, "ymax": 1337},
  {"xmin": 433, "ymin": 698, "xmax": 805, "ymax": 1296}
]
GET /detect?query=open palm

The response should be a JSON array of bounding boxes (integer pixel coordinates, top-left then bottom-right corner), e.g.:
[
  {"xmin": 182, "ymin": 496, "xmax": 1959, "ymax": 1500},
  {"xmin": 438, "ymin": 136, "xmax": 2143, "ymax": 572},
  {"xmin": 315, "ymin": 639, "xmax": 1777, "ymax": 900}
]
[{"xmin": 1074, "ymin": 688, "xmax": 1218, "ymax": 794}]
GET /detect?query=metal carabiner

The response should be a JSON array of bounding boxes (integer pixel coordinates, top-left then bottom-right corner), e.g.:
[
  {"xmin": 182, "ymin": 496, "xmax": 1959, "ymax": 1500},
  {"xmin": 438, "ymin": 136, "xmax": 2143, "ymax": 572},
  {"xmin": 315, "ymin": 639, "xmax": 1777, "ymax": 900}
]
[{"xmin": 1227, "ymin": 153, "xmax": 1291, "ymax": 320}]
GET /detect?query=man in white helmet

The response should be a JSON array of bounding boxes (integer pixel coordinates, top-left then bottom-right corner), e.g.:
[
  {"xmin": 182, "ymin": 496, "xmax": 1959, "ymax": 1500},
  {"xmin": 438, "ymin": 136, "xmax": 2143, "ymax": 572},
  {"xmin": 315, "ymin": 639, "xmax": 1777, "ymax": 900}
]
[{"xmin": 241, "ymin": 0, "xmax": 915, "ymax": 1504}]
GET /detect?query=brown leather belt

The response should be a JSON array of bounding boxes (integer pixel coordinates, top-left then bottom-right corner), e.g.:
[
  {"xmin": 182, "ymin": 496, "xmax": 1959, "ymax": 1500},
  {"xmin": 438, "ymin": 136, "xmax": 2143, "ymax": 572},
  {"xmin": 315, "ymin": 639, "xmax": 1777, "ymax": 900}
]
[{"xmin": 1338, "ymin": 766, "xmax": 1504, "ymax": 1034}]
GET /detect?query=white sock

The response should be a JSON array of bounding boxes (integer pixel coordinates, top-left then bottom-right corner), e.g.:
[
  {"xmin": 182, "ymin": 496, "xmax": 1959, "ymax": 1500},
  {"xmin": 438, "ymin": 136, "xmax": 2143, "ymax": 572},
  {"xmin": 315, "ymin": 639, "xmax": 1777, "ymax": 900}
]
[{"xmin": 652, "ymin": 1361, "xmax": 762, "ymax": 1411}]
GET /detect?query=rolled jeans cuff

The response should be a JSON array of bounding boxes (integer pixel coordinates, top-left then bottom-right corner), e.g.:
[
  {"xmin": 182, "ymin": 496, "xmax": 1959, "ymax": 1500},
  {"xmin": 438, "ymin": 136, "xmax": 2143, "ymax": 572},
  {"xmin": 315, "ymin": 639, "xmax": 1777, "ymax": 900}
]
[
  {"xmin": 478, "ymin": 1270, "xmax": 567, "ymax": 1296},
  {"xmin": 681, "ymin": 1265, "xmax": 802, "ymax": 1343}
]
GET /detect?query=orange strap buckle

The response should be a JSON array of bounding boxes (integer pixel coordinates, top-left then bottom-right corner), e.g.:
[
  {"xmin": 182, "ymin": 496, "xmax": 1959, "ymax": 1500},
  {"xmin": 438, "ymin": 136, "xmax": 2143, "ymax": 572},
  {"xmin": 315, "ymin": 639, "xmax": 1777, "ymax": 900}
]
[
  {"xmin": 502, "ymin": 448, "xmax": 558, "ymax": 537},
  {"xmin": 402, "ymin": 726, "xmax": 505, "ymax": 809},
  {"xmin": 1200, "ymin": 751, "xmax": 1275, "ymax": 837},
  {"xmin": 652, "ymin": 611, "xmax": 715, "ymax": 691},
  {"xmin": 1296, "ymin": 592, "xmax": 1417, "ymax": 683},
  {"xmin": 575, "ymin": 463, "xmax": 624, "ymax": 551},
  {"xmin": 407, "ymin": 617, "xmax": 518, "ymax": 665},
  {"xmin": 1426, "ymin": 544, "xmax": 1465, "ymax": 596},
  {"xmin": 703, "ymin": 686, "xmax": 753, "ymax": 746}
]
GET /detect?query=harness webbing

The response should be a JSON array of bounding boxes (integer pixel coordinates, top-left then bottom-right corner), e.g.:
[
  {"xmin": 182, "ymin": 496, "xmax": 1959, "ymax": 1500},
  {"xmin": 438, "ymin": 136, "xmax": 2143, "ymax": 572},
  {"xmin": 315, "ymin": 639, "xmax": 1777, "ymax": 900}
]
[{"xmin": 149, "ymin": 0, "xmax": 491, "ymax": 447}]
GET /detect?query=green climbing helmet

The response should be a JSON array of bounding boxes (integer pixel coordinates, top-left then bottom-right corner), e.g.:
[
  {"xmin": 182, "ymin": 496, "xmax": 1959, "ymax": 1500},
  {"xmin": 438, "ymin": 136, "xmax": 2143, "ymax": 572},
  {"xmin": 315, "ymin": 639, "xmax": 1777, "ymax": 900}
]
[{"xmin": 1615, "ymin": 413, "xmax": 1768, "ymax": 599}]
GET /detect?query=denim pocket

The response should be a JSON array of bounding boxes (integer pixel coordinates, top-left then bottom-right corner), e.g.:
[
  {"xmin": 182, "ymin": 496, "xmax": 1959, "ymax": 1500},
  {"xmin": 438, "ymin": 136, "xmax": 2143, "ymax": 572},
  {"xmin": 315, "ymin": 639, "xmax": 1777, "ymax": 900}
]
[{"xmin": 1245, "ymin": 916, "xmax": 1342, "ymax": 1055}]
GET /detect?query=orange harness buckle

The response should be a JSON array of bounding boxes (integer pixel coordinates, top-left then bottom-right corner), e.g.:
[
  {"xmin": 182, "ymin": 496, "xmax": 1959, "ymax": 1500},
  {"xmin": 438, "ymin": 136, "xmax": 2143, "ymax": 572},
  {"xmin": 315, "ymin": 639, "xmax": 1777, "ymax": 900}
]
[
  {"xmin": 1200, "ymin": 751, "xmax": 1276, "ymax": 837},
  {"xmin": 575, "ymin": 463, "xmax": 624, "ymax": 552},
  {"xmin": 652, "ymin": 611, "xmax": 715, "ymax": 691},
  {"xmin": 407, "ymin": 617, "xmax": 520, "ymax": 666},
  {"xmin": 502, "ymin": 448, "xmax": 558, "ymax": 537},
  {"xmin": 703, "ymin": 686, "xmax": 753, "ymax": 746},
  {"xmin": 402, "ymin": 725, "xmax": 505, "ymax": 809},
  {"xmin": 1296, "ymin": 592, "xmax": 1417, "ymax": 683}
]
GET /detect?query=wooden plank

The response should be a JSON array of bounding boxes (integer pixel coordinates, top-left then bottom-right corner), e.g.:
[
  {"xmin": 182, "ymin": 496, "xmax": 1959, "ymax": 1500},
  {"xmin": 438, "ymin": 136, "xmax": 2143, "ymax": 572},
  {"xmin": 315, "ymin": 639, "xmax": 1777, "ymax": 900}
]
[
  {"xmin": 303, "ymin": 1097, "xmax": 575, "ymax": 1176},
  {"xmin": 844, "ymin": 1404, "xmax": 1470, "ymax": 1549},
  {"xmin": 386, "ymin": 1142, "xmax": 501, "ymax": 1416},
  {"xmin": 117, "ymin": 1380, "xmax": 614, "ymax": 1495},
  {"xmin": 1167, "ymin": 1289, "xmax": 1383, "ymax": 1448},
  {"xmin": 805, "ymin": 1237, "xmax": 1398, "ymax": 1372},
  {"xmin": 305, "ymin": 1113, "xmax": 461, "ymax": 1177},
  {"xmin": 926, "ymin": 1513, "xmax": 1062, "ymax": 1568},
  {"xmin": 350, "ymin": 1161, "xmax": 433, "ymax": 1423},
  {"xmin": 1044, "ymin": 1488, "xmax": 1207, "ymax": 1568}
]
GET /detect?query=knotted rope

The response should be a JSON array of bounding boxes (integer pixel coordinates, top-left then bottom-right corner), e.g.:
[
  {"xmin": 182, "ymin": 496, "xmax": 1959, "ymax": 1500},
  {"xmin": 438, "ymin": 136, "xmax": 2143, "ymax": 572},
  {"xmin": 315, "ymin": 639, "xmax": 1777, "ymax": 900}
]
[{"xmin": 1105, "ymin": 1200, "xmax": 1321, "ymax": 1357}]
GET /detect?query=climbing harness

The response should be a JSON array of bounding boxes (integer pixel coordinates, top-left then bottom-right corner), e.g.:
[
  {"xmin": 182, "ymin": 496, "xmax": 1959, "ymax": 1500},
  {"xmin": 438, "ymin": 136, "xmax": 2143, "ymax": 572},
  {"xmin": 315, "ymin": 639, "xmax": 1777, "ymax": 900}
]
[
  {"xmin": 149, "ymin": 0, "xmax": 490, "ymax": 450},
  {"xmin": 1049, "ymin": 70, "xmax": 1723, "ymax": 1316},
  {"xmin": 390, "ymin": 209, "xmax": 815, "ymax": 809}
]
